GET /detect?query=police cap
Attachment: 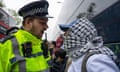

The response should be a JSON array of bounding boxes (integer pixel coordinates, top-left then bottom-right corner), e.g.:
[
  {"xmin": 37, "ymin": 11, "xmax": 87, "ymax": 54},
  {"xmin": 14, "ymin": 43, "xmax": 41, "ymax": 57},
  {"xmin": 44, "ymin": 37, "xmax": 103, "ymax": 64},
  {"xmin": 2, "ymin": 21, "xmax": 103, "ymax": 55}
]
[{"xmin": 18, "ymin": 0, "xmax": 53, "ymax": 18}]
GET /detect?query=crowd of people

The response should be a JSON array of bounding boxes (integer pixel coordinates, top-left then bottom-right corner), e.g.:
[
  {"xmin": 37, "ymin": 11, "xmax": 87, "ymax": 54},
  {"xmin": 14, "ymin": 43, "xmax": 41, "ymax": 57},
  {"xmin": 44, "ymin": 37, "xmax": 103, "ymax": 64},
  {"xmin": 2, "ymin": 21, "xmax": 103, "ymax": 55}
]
[{"xmin": 0, "ymin": 0, "xmax": 120, "ymax": 72}]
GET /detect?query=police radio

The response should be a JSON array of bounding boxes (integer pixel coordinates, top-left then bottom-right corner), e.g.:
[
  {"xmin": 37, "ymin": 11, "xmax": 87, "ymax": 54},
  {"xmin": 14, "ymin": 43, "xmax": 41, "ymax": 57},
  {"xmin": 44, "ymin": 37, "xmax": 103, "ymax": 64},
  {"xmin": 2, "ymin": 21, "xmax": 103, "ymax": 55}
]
[
  {"xmin": 41, "ymin": 33, "xmax": 49, "ymax": 58},
  {"xmin": 22, "ymin": 42, "xmax": 32, "ymax": 57}
]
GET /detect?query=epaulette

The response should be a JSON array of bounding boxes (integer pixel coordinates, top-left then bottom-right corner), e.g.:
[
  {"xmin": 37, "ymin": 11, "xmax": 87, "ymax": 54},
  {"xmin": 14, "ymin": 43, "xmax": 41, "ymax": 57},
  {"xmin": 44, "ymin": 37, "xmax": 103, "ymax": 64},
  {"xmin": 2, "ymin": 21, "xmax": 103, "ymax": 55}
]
[
  {"xmin": 6, "ymin": 27, "xmax": 19, "ymax": 35},
  {"xmin": 0, "ymin": 35, "xmax": 15, "ymax": 44}
]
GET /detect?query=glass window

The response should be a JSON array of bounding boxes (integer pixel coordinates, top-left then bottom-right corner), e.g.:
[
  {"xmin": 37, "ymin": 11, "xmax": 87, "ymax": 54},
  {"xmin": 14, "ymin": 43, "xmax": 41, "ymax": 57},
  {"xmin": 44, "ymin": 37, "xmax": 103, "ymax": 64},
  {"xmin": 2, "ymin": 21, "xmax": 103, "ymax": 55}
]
[{"xmin": 0, "ymin": 25, "xmax": 7, "ymax": 35}]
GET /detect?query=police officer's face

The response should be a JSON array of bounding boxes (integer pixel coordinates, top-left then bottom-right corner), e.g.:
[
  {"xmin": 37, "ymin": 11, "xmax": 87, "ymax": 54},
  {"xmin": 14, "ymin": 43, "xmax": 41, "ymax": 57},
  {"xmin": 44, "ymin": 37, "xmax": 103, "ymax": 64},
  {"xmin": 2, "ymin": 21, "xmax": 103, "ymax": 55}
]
[{"xmin": 29, "ymin": 17, "xmax": 48, "ymax": 39}]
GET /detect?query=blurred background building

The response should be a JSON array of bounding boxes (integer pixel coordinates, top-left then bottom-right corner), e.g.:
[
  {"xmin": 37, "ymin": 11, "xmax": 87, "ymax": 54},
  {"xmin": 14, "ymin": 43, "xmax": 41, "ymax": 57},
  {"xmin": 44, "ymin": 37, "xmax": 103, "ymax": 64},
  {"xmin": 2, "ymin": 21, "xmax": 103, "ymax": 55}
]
[{"xmin": 53, "ymin": 0, "xmax": 119, "ymax": 43}]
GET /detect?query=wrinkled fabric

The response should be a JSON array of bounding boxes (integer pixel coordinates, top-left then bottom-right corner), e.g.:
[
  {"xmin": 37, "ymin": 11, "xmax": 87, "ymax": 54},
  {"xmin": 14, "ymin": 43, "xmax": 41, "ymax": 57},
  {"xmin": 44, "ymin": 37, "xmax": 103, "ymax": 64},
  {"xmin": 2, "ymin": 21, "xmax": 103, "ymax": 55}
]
[
  {"xmin": 63, "ymin": 17, "xmax": 117, "ymax": 61},
  {"xmin": 0, "ymin": 60, "xmax": 3, "ymax": 72},
  {"xmin": 68, "ymin": 54, "xmax": 120, "ymax": 72}
]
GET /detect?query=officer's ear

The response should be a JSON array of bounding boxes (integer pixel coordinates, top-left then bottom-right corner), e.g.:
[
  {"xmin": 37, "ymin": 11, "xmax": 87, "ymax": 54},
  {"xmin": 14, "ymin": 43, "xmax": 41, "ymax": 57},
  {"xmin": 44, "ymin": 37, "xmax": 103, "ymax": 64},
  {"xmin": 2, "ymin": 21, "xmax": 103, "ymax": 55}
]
[
  {"xmin": 23, "ymin": 17, "xmax": 33, "ymax": 31},
  {"xmin": 24, "ymin": 17, "xmax": 33, "ymax": 26}
]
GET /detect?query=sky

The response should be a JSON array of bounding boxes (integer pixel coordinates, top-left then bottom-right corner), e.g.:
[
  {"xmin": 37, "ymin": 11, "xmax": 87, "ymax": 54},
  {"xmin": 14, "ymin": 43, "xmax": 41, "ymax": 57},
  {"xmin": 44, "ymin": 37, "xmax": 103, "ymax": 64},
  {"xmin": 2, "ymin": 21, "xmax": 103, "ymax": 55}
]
[{"xmin": 3, "ymin": 0, "xmax": 64, "ymax": 41}]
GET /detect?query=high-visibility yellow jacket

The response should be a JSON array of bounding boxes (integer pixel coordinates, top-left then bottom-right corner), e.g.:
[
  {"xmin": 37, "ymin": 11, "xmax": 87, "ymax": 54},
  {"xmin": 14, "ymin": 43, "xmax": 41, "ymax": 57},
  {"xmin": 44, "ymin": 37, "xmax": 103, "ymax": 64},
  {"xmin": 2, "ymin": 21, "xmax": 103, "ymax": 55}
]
[
  {"xmin": 0, "ymin": 29, "xmax": 51, "ymax": 72},
  {"xmin": 0, "ymin": 60, "xmax": 3, "ymax": 72}
]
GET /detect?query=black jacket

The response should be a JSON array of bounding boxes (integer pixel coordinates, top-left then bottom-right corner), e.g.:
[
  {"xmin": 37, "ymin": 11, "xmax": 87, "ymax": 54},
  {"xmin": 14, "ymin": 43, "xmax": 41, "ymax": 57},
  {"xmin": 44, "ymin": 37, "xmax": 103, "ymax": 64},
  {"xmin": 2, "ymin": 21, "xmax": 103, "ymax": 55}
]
[{"xmin": 50, "ymin": 57, "xmax": 68, "ymax": 72}]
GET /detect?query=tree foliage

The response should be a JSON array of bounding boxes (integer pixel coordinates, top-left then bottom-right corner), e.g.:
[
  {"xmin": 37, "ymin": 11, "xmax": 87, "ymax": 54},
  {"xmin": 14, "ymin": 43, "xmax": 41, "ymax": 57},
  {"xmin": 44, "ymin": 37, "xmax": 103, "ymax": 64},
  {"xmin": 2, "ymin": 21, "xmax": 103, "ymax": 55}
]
[
  {"xmin": 0, "ymin": 0, "xmax": 5, "ymax": 7},
  {"xmin": 77, "ymin": 2, "xmax": 96, "ymax": 19},
  {"xmin": 8, "ymin": 9, "xmax": 21, "ymax": 25}
]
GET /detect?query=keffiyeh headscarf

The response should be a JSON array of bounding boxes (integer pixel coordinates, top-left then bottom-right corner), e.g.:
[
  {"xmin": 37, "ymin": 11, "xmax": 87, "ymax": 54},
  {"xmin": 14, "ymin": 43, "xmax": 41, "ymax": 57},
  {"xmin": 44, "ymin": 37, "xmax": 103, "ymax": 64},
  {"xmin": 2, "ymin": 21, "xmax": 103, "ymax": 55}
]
[{"xmin": 63, "ymin": 17, "xmax": 117, "ymax": 61}]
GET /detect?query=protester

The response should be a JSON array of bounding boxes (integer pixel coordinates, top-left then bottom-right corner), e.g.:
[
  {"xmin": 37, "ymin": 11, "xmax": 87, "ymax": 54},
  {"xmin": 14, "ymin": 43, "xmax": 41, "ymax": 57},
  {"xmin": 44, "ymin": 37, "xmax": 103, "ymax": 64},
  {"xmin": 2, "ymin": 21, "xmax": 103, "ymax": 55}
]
[
  {"xmin": 55, "ymin": 34, "xmax": 64, "ymax": 49},
  {"xmin": 56, "ymin": 19, "xmax": 78, "ymax": 49},
  {"xmin": 0, "ymin": 0, "xmax": 52, "ymax": 72},
  {"xmin": 50, "ymin": 48, "xmax": 68, "ymax": 72},
  {"xmin": 48, "ymin": 41, "xmax": 56, "ymax": 59},
  {"xmin": 63, "ymin": 17, "xmax": 120, "ymax": 72}
]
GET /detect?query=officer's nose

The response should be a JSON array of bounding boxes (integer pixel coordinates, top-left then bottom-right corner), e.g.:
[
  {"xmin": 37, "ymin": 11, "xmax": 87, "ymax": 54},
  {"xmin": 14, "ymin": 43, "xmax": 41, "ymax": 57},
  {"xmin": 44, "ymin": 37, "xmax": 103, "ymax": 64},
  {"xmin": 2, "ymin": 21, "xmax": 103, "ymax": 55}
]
[{"xmin": 44, "ymin": 24, "xmax": 48, "ymax": 30}]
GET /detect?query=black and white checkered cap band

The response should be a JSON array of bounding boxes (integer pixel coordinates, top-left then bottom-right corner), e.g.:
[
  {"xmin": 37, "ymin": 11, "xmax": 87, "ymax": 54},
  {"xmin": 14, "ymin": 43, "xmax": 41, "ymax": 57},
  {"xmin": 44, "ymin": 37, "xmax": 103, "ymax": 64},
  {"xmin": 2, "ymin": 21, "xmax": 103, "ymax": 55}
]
[{"xmin": 23, "ymin": 7, "xmax": 48, "ymax": 17}]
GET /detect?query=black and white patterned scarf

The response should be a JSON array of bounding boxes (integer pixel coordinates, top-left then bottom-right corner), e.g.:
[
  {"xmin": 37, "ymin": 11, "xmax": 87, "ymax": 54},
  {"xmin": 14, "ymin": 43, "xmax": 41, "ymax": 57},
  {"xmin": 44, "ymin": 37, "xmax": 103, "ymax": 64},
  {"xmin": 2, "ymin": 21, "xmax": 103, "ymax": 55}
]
[{"xmin": 63, "ymin": 17, "xmax": 117, "ymax": 61}]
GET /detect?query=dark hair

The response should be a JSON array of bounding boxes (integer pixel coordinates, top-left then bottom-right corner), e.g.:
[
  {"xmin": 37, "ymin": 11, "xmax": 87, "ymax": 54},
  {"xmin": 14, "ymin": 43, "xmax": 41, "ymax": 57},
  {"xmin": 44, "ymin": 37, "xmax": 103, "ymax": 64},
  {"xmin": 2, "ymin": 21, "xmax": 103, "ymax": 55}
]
[
  {"xmin": 51, "ymin": 41, "xmax": 56, "ymax": 47},
  {"xmin": 55, "ymin": 49, "xmax": 66, "ymax": 59}
]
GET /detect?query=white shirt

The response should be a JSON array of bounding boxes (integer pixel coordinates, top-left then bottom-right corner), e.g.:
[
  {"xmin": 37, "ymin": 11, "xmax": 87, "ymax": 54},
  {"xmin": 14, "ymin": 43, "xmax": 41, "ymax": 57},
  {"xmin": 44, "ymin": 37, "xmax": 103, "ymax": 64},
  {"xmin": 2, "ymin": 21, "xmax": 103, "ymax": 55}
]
[{"xmin": 68, "ymin": 54, "xmax": 120, "ymax": 72}]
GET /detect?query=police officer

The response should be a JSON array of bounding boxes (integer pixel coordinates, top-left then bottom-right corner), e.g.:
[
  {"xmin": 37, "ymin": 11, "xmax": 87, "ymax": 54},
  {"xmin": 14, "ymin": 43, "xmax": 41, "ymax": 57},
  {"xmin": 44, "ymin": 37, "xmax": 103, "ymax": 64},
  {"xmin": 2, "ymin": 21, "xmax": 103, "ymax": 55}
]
[{"xmin": 0, "ymin": 0, "xmax": 52, "ymax": 72}]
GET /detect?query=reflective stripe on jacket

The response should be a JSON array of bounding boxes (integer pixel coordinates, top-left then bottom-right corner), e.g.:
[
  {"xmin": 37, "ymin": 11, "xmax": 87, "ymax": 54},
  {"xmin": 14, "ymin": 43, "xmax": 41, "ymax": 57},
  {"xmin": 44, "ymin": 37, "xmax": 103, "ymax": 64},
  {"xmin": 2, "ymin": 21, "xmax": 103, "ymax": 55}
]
[
  {"xmin": 0, "ymin": 30, "xmax": 50, "ymax": 72},
  {"xmin": 0, "ymin": 60, "xmax": 3, "ymax": 72}
]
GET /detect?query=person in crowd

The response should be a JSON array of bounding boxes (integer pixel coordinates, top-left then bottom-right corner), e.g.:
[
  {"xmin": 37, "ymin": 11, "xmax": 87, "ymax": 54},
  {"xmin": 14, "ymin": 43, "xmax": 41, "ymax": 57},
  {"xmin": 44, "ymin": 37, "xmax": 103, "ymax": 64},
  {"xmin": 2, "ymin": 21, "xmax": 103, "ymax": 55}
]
[
  {"xmin": 48, "ymin": 41, "xmax": 56, "ymax": 59},
  {"xmin": 50, "ymin": 48, "xmax": 68, "ymax": 72},
  {"xmin": 63, "ymin": 17, "xmax": 120, "ymax": 72},
  {"xmin": 0, "ymin": 0, "xmax": 53, "ymax": 72},
  {"xmin": 56, "ymin": 19, "xmax": 78, "ymax": 49},
  {"xmin": 55, "ymin": 34, "xmax": 64, "ymax": 49}
]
